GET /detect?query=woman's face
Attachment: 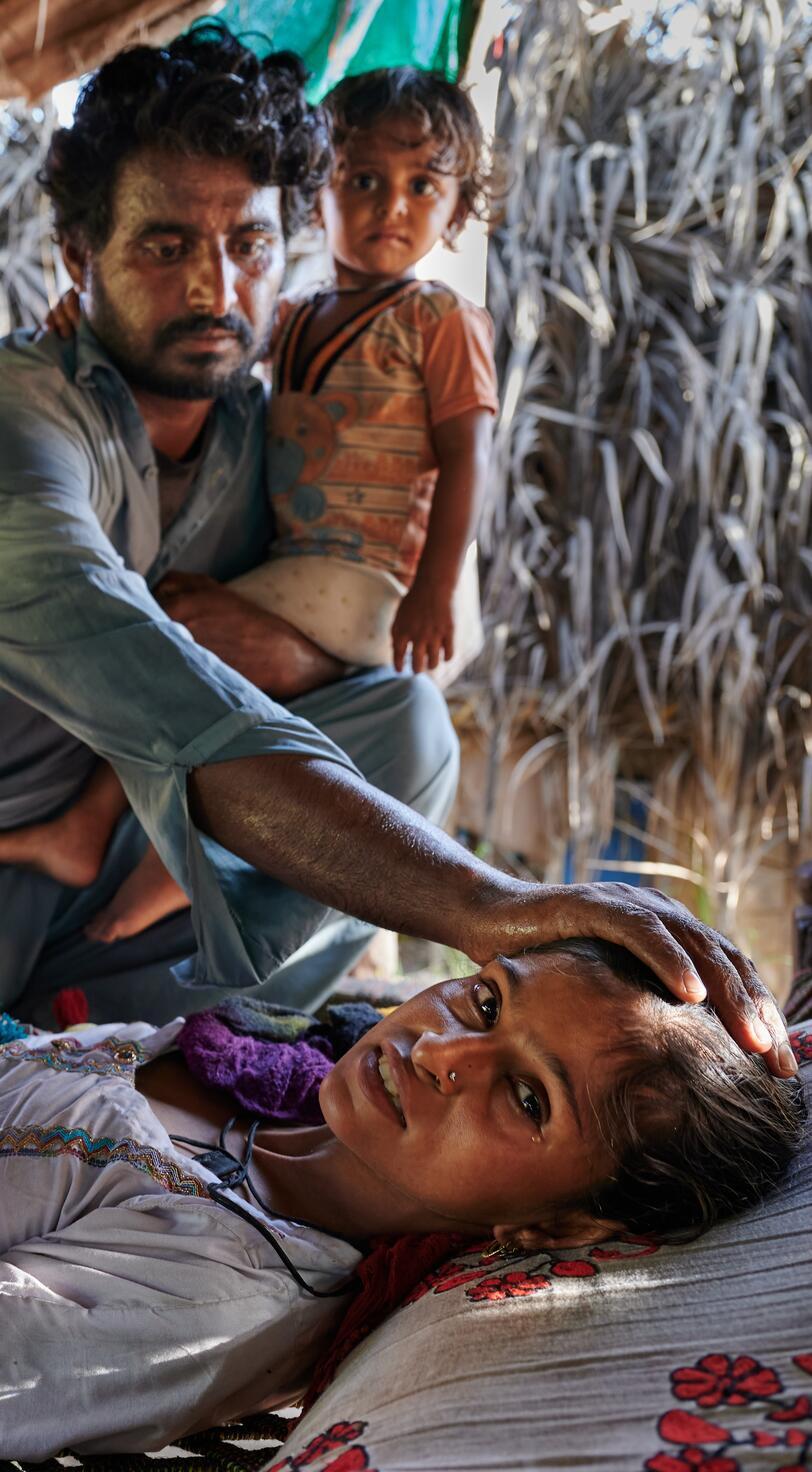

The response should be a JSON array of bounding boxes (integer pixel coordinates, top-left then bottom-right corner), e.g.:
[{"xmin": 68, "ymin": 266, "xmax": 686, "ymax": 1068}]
[{"xmin": 319, "ymin": 952, "xmax": 633, "ymax": 1232}]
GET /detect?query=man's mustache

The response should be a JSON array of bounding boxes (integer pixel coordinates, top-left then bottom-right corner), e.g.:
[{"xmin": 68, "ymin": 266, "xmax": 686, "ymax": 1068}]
[{"xmin": 156, "ymin": 314, "xmax": 254, "ymax": 349}]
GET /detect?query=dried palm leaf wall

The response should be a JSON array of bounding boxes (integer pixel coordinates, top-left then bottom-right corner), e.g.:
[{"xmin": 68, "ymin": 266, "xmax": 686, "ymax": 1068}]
[{"xmin": 475, "ymin": 0, "xmax": 811, "ymax": 935}]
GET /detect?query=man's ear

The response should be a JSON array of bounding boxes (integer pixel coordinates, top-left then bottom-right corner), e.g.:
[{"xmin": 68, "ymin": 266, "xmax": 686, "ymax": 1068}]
[
  {"xmin": 61, "ymin": 236, "xmax": 88, "ymax": 290},
  {"xmin": 492, "ymin": 1210, "xmax": 626, "ymax": 1253}
]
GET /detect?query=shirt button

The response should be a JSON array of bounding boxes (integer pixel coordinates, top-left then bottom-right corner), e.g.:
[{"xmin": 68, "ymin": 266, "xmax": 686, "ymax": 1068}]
[{"xmin": 114, "ymin": 1043, "xmax": 138, "ymax": 1065}]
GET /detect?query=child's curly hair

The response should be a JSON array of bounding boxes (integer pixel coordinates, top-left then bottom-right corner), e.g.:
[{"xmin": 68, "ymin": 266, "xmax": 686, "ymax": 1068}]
[
  {"xmin": 322, "ymin": 66, "xmax": 505, "ymax": 231},
  {"xmin": 39, "ymin": 20, "xmax": 332, "ymax": 248}
]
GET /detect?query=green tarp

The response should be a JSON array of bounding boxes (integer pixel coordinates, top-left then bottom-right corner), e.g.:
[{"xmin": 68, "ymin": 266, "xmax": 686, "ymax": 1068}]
[{"xmin": 217, "ymin": 0, "xmax": 464, "ymax": 98}]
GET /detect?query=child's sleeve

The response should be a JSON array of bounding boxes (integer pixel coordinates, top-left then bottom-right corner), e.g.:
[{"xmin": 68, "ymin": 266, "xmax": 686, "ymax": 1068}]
[{"xmin": 422, "ymin": 300, "xmax": 500, "ymax": 426}]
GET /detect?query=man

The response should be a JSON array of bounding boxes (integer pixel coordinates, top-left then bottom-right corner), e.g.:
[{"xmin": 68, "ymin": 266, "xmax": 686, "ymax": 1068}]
[
  {"xmin": 0, "ymin": 24, "xmax": 794, "ymax": 1075},
  {"xmin": 0, "ymin": 26, "xmax": 457, "ymax": 1022}
]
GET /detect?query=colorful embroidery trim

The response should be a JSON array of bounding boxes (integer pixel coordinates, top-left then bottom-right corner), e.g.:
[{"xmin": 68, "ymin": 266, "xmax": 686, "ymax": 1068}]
[
  {"xmin": 0, "ymin": 1034, "xmax": 147, "ymax": 1078},
  {"xmin": 0, "ymin": 1124, "xmax": 207, "ymax": 1197}
]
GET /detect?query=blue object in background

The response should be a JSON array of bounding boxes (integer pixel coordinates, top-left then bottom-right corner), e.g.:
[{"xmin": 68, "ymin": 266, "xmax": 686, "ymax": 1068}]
[{"xmin": 563, "ymin": 793, "xmax": 648, "ymax": 887}]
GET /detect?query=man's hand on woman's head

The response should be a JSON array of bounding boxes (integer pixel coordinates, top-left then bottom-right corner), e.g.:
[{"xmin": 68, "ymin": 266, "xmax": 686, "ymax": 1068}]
[{"xmin": 469, "ymin": 880, "xmax": 795, "ymax": 1079}]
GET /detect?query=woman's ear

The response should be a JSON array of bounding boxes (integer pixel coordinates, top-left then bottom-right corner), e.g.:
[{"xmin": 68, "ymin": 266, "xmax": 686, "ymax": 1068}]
[{"xmin": 492, "ymin": 1210, "xmax": 626, "ymax": 1253}]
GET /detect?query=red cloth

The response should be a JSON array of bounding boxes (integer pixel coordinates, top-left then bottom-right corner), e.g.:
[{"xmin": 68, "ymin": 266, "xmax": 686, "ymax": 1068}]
[{"xmin": 304, "ymin": 1231, "xmax": 467, "ymax": 1410}]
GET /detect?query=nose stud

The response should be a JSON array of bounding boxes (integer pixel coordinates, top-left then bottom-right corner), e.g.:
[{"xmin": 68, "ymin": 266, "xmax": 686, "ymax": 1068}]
[{"xmin": 448, "ymin": 1071, "xmax": 457, "ymax": 1084}]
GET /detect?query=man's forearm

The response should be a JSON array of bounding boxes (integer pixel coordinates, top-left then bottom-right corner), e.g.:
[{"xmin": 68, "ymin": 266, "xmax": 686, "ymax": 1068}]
[
  {"xmin": 189, "ymin": 753, "xmax": 522, "ymax": 962},
  {"xmin": 188, "ymin": 751, "xmax": 795, "ymax": 1073}
]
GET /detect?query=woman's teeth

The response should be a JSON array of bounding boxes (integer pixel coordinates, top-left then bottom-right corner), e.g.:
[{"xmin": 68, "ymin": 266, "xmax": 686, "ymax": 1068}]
[{"xmin": 378, "ymin": 1055, "xmax": 404, "ymax": 1121}]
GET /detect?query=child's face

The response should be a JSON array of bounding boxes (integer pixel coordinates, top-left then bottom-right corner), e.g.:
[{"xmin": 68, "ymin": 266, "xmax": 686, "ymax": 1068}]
[
  {"xmin": 320, "ymin": 953, "xmax": 634, "ymax": 1234},
  {"xmin": 320, "ymin": 126, "xmax": 466, "ymax": 285}
]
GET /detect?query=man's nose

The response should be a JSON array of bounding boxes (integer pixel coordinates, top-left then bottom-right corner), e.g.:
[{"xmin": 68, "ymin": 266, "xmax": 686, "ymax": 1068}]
[
  {"xmin": 186, "ymin": 246, "xmax": 237, "ymax": 316},
  {"xmin": 411, "ymin": 1029, "xmax": 493, "ymax": 1092}
]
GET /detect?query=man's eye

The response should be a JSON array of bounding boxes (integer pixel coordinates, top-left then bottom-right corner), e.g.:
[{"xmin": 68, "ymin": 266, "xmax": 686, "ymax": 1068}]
[
  {"xmin": 514, "ymin": 1079, "xmax": 544, "ymax": 1125},
  {"xmin": 144, "ymin": 241, "xmax": 185, "ymax": 262},
  {"xmin": 234, "ymin": 239, "xmax": 272, "ymax": 262},
  {"xmin": 473, "ymin": 980, "xmax": 499, "ymax": 1028}
]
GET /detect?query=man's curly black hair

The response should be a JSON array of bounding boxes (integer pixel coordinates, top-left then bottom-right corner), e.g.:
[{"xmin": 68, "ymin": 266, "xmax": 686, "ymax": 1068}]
[{"xmin": 39, "ymin": 20, "xmax": 332, "ymax": 248}]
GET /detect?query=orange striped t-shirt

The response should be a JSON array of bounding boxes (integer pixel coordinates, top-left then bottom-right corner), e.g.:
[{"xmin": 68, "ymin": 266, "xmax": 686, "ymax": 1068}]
[{"xmin": 266, "ymin": 279, "xmax": 499, "ymax": 588}]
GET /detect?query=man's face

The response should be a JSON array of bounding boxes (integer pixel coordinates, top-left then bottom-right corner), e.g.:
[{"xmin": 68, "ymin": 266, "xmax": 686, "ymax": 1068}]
[{"xmin": 74, "ymin": 148, "xmax": 285, "ymax": 400}]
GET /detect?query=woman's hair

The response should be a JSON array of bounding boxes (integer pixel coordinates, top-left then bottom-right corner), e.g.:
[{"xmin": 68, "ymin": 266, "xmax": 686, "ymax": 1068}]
[
  {"xmin": 322, "ymin": 66, "xmax": 504, "ymax": 226},
  {"xmin": 39, "ymin": 20, "xmax": 332, "ymax": 248},
  {"xmin": 532, "ymin": 939, "xmax": 807, "ymax": 1240}
]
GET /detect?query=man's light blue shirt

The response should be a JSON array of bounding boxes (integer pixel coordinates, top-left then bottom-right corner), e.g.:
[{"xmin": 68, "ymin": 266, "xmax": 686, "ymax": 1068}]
[{"xmin": 0, "ymin": 322, "xmax": 362, "ymax": 988}]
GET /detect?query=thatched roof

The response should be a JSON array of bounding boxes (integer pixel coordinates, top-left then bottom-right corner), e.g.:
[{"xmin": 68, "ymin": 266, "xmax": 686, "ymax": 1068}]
[{"xmin": 0, "ymin": 0, "xmax": 217, "ymax": 101}]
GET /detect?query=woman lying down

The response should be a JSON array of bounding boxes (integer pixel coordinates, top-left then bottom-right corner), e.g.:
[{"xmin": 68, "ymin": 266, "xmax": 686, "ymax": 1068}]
[{"xmin": 0, "ymin": 939, "xmax": 805, "ymax": 1459}]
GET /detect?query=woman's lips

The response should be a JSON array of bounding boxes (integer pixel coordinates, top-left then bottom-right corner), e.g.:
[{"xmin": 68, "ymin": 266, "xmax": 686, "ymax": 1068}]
[{"xmin": 358, "ymin": 1046, "xmax": 406, "ymax": 1127}]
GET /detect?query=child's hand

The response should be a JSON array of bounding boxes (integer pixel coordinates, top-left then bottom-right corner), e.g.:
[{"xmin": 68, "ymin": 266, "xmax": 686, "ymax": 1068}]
[
  {"xmin": 392, "ymin": 582, "xmax": 455, "ymax": 673},
  {"xmin": 44, "ymin": 288, "xmax": 82, "ymax": 339}
]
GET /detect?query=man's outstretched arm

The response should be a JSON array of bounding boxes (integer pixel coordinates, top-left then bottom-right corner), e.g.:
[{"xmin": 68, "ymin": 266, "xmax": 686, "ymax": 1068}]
[{"xmin": 190, "ymin": 753, "xmax": 796, "ymax": 1077}]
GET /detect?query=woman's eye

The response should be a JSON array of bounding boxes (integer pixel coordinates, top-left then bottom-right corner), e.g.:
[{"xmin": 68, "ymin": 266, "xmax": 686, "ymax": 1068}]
[
  {"xmin": 473, "ymin": 980, "xmax": 499, "ymax": 1028},
  {"xmin": 515, "ymin": 1079, "xmax": 544, "ymax": 1125}
]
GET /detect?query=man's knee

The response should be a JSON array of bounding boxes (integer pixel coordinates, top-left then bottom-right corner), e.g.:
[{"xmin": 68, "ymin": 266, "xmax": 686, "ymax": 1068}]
[
  {"xmin": 380, "ymin": 673, "xmax": 459, "ymax": 820},
  {"xmin": 290, "ymin": 667, "xmax": 459, "ymax": 824}
]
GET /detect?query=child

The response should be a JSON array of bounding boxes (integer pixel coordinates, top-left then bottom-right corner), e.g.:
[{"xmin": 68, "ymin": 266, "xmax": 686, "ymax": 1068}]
[
  {"xmin": 0, "ymin": 67, "xmax": 500, "ymax": 944},
  {"xmin": 231, "ymin": 66, "xmax": 500, "ymax": 674}
]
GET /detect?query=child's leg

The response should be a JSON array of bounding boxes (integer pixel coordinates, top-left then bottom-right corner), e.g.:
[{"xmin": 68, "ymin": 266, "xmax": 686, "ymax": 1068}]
[
  {"xmin": 84, "ymin": 842, "xmax": 189, "ymax": 944},
  {"xmin": 0, "ymin": 762, "xmax": 128, "ymax": 889},
  {"xmin": 230, "ymin": 557, "xmax": 403, "ymax": 666}
]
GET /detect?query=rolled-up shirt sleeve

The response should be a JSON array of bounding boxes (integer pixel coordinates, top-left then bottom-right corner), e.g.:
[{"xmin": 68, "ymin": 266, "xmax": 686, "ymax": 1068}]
[{"xmin": 0, "ymin": 408, "xmax": 362, "ymax": 988}]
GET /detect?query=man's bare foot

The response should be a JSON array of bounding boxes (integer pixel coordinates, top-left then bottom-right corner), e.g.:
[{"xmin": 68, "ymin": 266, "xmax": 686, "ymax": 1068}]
[
  {"xmin": 0, "ymin": 806, "xmax": 112, "ymax": 889},
  {"xmin": 85, "ymin": 845, "xmax": 189, "ymax": 943}
]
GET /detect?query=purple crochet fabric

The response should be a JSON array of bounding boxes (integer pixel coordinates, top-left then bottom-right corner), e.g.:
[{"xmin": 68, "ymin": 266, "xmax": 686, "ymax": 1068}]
[{"xmin": 177, "ymin": 1012, "xmax": 332, "ymax": 1123}]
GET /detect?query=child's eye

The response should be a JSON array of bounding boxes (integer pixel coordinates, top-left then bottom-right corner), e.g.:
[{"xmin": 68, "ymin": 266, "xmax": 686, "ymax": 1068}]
[
  {"xmin": 411, "ymin": 177, "xmax": 438, "ymax": 197},
  {"xmin": 514, "ymin": 1079, "xmax": 545, "ymax": 1126},
  {"xmin": 472, "ymin": 979, "xmax": 499, "ymax": 1028},
  {"xmin": 351, "ymin": 172, "xmax": 378, "ymax": 191}
]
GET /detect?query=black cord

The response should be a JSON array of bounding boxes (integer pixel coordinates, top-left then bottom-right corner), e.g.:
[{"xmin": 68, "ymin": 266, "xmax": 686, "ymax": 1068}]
[{"xmin": 169, "ymin": 1119, "xmax": 358, "ymax": 1301}]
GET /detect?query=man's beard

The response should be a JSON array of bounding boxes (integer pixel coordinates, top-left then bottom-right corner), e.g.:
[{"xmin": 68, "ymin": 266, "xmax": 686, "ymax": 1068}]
[{"xmin": 89, "ymin": 273, "xmax": 271, "ymax": 400}]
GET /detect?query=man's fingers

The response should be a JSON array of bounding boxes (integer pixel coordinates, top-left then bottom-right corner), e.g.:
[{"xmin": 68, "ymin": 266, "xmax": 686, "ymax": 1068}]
[
  {"xmin": 672, "ymin": 924, "xmax": 795, "ymax": 1078},
  {"xmin": 716, "ymin": 939, "xmax": 795, "ymax": 1074},
  {"xmin": 569, "ymin": 897, "xmax": 706, "ymax": 1002}
]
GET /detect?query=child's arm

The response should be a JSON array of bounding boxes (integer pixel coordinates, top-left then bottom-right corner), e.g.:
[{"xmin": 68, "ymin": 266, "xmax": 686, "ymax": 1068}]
[{"xmin": 392, "ymin": 407, "xmax": 493, "ymax": 673}]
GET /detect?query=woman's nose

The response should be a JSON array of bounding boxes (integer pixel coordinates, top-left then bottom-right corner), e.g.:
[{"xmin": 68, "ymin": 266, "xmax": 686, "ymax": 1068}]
[{"xmin": 411, "ymin": 1028, "xmax": 494, "ymax": 1092}]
